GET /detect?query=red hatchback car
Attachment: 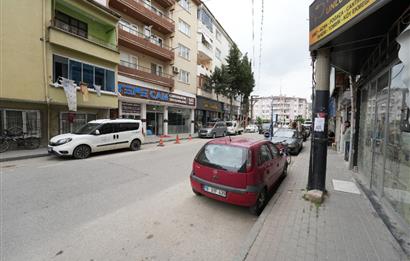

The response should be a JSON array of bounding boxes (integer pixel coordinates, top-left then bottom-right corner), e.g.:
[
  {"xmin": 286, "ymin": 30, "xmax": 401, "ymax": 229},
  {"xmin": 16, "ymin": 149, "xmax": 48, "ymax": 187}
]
[{"xmin": 190, "ymin": 137, "xmax": 288, "ymax": 215}]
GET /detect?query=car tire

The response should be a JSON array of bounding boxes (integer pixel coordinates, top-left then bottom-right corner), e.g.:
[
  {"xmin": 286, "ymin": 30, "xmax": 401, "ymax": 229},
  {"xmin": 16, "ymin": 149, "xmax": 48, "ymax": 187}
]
[
  {"xmin": 250, "ymin": 188, "xmax": 268, "ymax": 216},
  {"xmin": 73, "ymin": 145, "xmax": 91, "ymax": 159},
  {"xmin": 192, "ymin": 188, "xmax": 202, "ymax": 196},
  {"xmin": 130, "ymin": 139, "xmax": 141, "ymax": 151},
  {"xmin": 212, "ymin": 132, "xmax": 216, "ymax": 139}
]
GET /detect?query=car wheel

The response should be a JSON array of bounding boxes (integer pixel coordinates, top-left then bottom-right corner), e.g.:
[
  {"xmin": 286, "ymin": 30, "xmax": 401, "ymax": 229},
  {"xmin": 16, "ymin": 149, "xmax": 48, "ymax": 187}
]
[
  {"xmin": 73, "ymin": 145, "xmax": 91, "ymax": 159},
  {"xmin": 250, "ymin": 188, "xmax": 268, "ymax": 216},
  {"xmin": 212, "ymin": 132, "xmax": 216, "ymax": 139},
  {"xmin": 130, "ymin": 139, "xmax": 141, "ymax": 151},
  {"xmin": 192, "ymin": 188, "xmax": 202, "ymax": 196}
]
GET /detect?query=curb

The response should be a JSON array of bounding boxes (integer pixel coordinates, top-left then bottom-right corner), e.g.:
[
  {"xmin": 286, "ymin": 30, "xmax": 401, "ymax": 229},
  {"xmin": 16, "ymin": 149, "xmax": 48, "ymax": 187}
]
[{"xmin": 0, "ymin": 137, "xmax": 200, "ymax": 162}]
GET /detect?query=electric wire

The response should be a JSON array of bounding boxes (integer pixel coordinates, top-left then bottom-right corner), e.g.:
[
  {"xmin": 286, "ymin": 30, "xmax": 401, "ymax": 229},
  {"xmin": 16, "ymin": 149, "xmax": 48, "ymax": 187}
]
[{"xmin": 257, "ymin": 0, "xmax": 265, "ymax": 90}]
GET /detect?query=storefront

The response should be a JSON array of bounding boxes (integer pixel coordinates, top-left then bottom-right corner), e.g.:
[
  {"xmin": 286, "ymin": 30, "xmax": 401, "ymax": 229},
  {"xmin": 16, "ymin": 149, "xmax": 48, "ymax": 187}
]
[
  {"xmin": 118, "ymin": 82, "xmax": 196, "ymax": 136},
  {"xmin": 195, "ymin": 96, "xmax": 223, "ymax": 130}
]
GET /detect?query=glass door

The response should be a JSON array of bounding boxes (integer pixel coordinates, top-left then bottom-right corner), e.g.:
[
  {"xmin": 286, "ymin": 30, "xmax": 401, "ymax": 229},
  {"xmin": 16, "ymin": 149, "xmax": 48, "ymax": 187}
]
[{"xmin": 370, "ymin": 71, "xmax": 389, "ymax": 194}]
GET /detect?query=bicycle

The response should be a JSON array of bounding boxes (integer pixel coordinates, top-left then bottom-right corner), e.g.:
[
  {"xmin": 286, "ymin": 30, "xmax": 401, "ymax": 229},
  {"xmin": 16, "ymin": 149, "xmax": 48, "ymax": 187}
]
[{"xmin": 0, "ymin": 129, "xmax": 41, "ymax": 153}]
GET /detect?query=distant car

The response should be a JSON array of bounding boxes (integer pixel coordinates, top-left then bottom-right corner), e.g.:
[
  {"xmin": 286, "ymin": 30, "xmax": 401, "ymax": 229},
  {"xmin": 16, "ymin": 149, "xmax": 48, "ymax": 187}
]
[
  {"xmin": 270, "ymin": 128, "xmax": 303, "ymax": 155},
  {"xmin": 226, "ymin": 120, "xmax": 244, "ymax": 135},
  {"xmin": 198, "ymin": 121, "xmax": 227, "ymax": 138},
  {"xmin": 190, "ymin": 137, "xmax": 288, "ymax": 215},
  {"xmin": 48, "ymin": 119, "xmax": 144, "ymax": 159},
  {"xmin": 245, "ymin": 124, "xmax": 258, "ymax": 133},
  {"xmin": 259, "ymin": 123, "xmax": 271, "ymax": 134}
]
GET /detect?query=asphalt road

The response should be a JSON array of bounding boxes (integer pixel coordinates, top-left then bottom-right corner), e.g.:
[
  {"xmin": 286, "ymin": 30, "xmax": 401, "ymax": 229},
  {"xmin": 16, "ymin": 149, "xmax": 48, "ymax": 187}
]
[{"xmin": 1, "ymin": 133, "xmax": 263, "ymax": 261}]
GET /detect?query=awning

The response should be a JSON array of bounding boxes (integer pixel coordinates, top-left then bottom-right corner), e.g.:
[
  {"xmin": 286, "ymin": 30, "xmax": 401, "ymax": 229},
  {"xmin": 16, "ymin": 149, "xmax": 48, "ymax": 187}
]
[{"xmin": 201, "ymin": 33, "xmax": 213, "ymax": 46}]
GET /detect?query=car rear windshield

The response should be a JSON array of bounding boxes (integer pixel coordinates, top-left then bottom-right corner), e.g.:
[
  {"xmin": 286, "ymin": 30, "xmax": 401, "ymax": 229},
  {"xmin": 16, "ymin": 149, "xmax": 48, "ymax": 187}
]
[
  {"xmin": 196, "ymin": 144, "xmax": 248, "ymax": 173},
  {"xmin": 73, "ymin": 123, "xmax": 100, "ymax": 134}
]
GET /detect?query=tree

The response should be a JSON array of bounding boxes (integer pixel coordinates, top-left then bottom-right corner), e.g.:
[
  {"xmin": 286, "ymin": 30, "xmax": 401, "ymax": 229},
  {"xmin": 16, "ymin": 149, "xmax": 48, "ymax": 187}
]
[
  {"xmin": 225, "ymin": 44, "xmax": 242, "ymax": 120},
  {"xmin": 237, "ymin": 54, "xmax": 255, "ymax": 125},
  {"xmin": 256, "ymin": 116, "xmax": 263, "ymax": 126}
]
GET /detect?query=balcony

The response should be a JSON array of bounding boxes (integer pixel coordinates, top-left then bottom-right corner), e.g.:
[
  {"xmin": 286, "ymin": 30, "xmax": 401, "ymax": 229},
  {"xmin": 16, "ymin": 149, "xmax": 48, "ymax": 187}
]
[
  {"xmin": 118, "ymin": 61, "xmax": 174, "ymax": 89},
  {"xmin": 118, "ymin": 26, "xmax": 174, "ymax": 61},
  {"xmin": 110, "ymin": 0, "xmax": 175, "ymax": 34},
  {"xmin": 156, "ymin": 0, "xmax": 176, "ymax": 8}
]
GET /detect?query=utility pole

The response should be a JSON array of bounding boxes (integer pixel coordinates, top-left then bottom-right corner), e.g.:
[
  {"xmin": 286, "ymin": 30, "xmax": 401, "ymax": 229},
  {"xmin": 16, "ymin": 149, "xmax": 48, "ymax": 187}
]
[
  {"xmin": 250, "ymin": 95, "xmax": 259, "ymax": 123},
  {"xmin": 308, "ymin": 49, "xmax": 330, "ymax": 192}
]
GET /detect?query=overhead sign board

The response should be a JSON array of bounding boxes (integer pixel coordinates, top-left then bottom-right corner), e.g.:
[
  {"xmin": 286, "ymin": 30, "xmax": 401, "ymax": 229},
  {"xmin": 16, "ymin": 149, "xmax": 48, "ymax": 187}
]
[{"xmin": 309, "ymin": 0, "xmax": 377, "ymax": 47}]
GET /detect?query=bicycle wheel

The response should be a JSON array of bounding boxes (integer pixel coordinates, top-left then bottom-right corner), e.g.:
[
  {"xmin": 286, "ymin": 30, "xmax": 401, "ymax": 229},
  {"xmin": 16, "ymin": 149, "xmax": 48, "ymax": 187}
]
[
  {"xmin": 24, "ymin": 137, "xmax": 41, "ymax": 149},
  {"xmin": 0, "ymin": 139, "xmax": 10, "ymax": 153}
]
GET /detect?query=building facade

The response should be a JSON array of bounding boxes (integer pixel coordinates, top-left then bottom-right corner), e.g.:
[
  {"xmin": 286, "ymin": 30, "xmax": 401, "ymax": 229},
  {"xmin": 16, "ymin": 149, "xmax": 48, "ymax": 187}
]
[
  {"xmin": 195, "ymin": 3, "xmax": 241, "ymax": 128},
  {"xmin": 253, "ymin": 96, "xmax": 308, "ymax": 122},
  {"xmin": 309, "ymin": 0, "xmax": 410, "ymax": 248},
  {"xmin": 1, "ymin": 0, "xmax": 121, "ymax": 144}
]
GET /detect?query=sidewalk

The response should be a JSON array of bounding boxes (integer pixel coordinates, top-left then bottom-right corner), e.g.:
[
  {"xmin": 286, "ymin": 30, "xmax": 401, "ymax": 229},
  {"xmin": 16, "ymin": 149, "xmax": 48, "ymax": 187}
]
[
  {"xmin": 0, "ymin": 133, "xmax": 198, "ymax": 162},
  {"xmin": 238, "ymin": 143, "xmax": 408, "ymax": 261}
]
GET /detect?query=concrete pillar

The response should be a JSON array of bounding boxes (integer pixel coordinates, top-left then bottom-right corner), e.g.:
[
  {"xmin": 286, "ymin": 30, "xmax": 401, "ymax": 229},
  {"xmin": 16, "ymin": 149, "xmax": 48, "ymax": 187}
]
[
  {"xmin": 190, "ymin": 109, "xmax": 195, "ymax": 135},
  {"xmin": 308, "ymin": 48, "xmax": 330, "ymax": 192},
  {"xmin": 164, "ymin": 106, "xmax": 168, "ymax": 136},
  {"xmin": 141, "ymin": 103, "xmax": 147, "ymax": 134}
]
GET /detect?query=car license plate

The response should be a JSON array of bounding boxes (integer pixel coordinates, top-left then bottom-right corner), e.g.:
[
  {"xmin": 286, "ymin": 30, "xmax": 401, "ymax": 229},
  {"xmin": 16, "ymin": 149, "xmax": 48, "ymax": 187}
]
[{"xmin": 203, "ymin": 185, "xmax": 226, "ymax": 197}]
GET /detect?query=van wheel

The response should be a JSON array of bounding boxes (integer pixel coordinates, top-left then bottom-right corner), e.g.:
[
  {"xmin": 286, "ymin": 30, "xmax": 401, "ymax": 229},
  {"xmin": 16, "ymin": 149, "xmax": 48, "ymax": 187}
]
[
  {"xmin": 130, "ymin": 139, "xmax": 141, "ymax": 151},
  {"xmin": 250, "ymin": 188, "xmax": 267, "ymax": 216},
  {"xmin": 73, "ymin": 145, "xmax": 91, "ymax": 159}
]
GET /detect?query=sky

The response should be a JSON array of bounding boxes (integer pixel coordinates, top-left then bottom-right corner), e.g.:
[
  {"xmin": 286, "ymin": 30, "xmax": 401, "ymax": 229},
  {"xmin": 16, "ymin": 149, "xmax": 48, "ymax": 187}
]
[{"xmin": 206, "ymin": 0, "xmax": 312, "ymax": 101}]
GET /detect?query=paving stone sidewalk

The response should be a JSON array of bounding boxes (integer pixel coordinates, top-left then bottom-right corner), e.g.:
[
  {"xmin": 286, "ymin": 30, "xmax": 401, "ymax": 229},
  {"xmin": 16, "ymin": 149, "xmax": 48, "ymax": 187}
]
[{"xmin": 239, "ymin": 142, "xmax": 408, "ymax": 261}]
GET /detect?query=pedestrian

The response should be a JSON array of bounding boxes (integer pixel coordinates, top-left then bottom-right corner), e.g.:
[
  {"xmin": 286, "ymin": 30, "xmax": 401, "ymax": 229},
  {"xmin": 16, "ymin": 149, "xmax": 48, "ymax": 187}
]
[{"xmin": 343, "ymin": 121, "xmax": 351, "ymax": 161}]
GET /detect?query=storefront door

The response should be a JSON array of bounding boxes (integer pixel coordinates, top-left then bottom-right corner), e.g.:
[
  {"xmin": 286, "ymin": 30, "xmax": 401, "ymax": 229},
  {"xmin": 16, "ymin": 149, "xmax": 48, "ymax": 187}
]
[
  {"xmin": 147, "ymin": 112, "xmax": 163, "ymax": 136},
  {"xmin": 370, "ymin": 71, "xmax": 389, "ymax": 194}
]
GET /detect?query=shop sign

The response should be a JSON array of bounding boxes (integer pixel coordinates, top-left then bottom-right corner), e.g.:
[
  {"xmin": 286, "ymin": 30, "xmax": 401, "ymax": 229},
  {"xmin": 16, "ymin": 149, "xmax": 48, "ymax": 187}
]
[
  {"xmin": 118, "ymin": 82, "xmax": 195, "ymax": 107},
  {"xmin": 196, "ymin": 96, "xmax": 222, "ymax": 112},
  {"xmin": 309, "ymin": 0, "xmax": 377, "ymax": 47},
  {"xmin": 121, "ymin": 102, "xmax": 141, "ymax": 114}
]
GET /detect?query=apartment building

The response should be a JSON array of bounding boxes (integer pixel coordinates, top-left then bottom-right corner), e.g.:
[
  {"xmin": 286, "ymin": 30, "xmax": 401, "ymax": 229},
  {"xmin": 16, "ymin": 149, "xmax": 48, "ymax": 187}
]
[
  {"xmin": 195, "ymin": 3, "xmax": 241, "ymax": 127},
  {"xmin": 107, "ymin": 0, "xmax": 199, "ymax": 136},
  {"xmin": 253, "ymin": 96, "xmax": 309, "ymax": 122},
  {"xmin": 1, "ymin": 0, "xmax": 121, "ymax": 144}
]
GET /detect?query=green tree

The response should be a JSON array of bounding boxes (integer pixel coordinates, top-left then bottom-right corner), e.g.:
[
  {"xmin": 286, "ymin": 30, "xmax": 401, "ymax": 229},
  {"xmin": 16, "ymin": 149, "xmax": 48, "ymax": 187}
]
[{"xmin": 256, "ymin": 116, "xmax": 263, "ymax": 126}]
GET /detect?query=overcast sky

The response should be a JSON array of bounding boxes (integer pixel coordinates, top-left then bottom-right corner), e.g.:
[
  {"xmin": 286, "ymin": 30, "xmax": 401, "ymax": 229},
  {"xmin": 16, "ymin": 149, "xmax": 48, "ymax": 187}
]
[{"xmin": 206, "ymin": 0, "xmax": 312, "ymax": 100}]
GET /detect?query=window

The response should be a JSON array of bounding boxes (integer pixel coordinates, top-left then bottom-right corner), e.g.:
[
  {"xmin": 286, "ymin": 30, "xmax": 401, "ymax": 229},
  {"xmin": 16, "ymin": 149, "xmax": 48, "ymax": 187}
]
[
  {"xmin": 178, "ymin": 44, "xmax": 190, "ymax": 60},
  {"xmin": 60, "ymin": 112, "xmax": 96, "ymax": 134},
  {"xmin": 151, "ymin": 34, "xmax": 163, "ymax": 47},
  {"xmin": 55, "ymin": 11, "xmax": 87, "ymax": 38},
  {"xmin": 258, "ymin": 144, "xmax": 273, "ymax": 166},
  {"xmin": 119, "ymin": 123, "xmax": 140, "ymax": 132},
  {"xmin": 151, "ymin": 63, "xmax": 163, "ymax": 76},
  {"xmin": 99, "ymin": 123, "xmax": 115, "ymax": 134},
  {"xmin": 216, "ymin": 30, "xmax": 221, "ymax": 41},
  {"xmin": 53, "ymin": 55, "xmax": 115, "ymax": 92},
  {"xmin": 215, "ymin": 48, "xmax": 221, "ymax": 60},
  {"xmin": 120, "ymin": 52, "xmax": 138, "ymax": 69},
  {"xmin": 178, "ymin": 19, "xmax": 190, "ymax": 36},
  {"xmin": 119, "ymin": 20, "xmax": 138, "ymax": 35},
  {"xmin": 196, "ymin": 144, "xmax": 249, "ymax": 173},
  {"xmin": 199, "ymin": 9, "xmax": 213, "ymax": 32},
  {"xmin": 178, "ymin": 69, "xmax": 190, "ymax": 83},
  {"xmin": 144, "ymin": 26, "xmax": 151, "ymax": 38},
  {"xmin": 268, "ymin": 143, "xmax": 279, "ymax": 157},
  {"xmin": 179, "ymin": 0, "xmax": 190, "ymax": 11},
  {"xmin": 2, "ymin": 109, "xmax": 41, "ymax": 137}
]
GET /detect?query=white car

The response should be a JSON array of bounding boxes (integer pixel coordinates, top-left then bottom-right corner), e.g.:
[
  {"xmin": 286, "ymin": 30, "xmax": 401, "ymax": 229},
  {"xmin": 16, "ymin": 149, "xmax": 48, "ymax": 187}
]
[
  {"xmin": 245, "ymin": 124, "xmax": 258, "ymax": 133},
  {"xmin": 48, "ymin": 119, "xmax": 144, "ymax": 159},
  {"xmin": 226, "ymin": 120, "xmax": 244, "ymax": 135}
]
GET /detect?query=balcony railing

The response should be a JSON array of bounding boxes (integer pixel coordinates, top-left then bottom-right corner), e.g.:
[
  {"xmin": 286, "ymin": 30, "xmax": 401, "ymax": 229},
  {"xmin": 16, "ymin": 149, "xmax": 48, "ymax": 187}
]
[
  {"xmin": 110, "ymin": 0, "xmax": 175, "ymax": 34},
  {"xmin": 52, "ymin": 18, "xmax": 117, "ymax": 50},
  {"xmin": 118, "ymin": 25, "xmax": 174, "ymax": 61},
  {"xmin": 119, "ymin": 60, "xmax": 174, "ymax": 89},
  {"xmin": 156, "ymin": 0, "xmax": 176, "ymax": 8}
]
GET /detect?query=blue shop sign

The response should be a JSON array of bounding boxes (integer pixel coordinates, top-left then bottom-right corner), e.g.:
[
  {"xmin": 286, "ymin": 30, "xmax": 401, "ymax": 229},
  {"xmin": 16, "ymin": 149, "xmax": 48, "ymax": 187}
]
[{"xmin": 118, "ymin": 82, "xmax": 195, "ymax": 106}]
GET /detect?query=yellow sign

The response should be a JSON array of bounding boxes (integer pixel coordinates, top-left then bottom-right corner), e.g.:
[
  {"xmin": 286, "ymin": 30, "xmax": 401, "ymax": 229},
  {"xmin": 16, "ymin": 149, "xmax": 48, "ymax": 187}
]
[{"xmin": 309, "ymin": 0, "xmax": 376, "ymax": 46}]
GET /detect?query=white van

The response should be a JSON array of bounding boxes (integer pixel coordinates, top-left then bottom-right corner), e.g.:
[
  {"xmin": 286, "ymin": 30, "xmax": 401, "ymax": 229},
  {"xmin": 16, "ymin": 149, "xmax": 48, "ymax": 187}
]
[
  {"xmin": 226, "ymin": 120, "xmax": 244, "ymax": 135},
  {"xmin": 48, "ymin": 119, "xmax": 144, "ymax": 159}
]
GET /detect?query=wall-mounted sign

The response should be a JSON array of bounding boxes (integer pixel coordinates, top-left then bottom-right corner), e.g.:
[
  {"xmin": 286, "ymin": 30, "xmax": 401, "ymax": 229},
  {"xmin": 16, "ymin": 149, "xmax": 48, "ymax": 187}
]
[
  {"xmin": 196, "ymin": 96, "xmax": 223, "ymax": 112},
  {"xmin": 121, "ymin": 102, "xmax": 141, "ymax": 114},
  {"xmin": 118, "ymin": 82, "xmax": 195, "ymax": 107},
  {"xmin": 309, "ymin": 0, "xmax": 377, "ymax": 47}
]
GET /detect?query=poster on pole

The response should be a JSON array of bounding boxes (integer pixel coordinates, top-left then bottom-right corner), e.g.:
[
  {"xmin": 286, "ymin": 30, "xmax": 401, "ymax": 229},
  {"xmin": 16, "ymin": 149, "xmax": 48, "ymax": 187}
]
[{"xmin": 314, "ymin": 117, "xmax": 325, "ymax": 132}]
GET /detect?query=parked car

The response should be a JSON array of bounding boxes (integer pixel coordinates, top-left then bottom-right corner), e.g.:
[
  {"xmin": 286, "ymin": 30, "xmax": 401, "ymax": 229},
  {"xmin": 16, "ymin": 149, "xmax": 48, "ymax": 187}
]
[
  {"xmin": 259, "ymin": 123, "xmax": 271, "ymax": 134},
  {"xmin": 245, "ymin": 124, "xmax": 258, "ymax": 133},
  {"xmin": 270, "ymin": 128, "xmax": 303, "ymax": 155},
  {"xmin": 226, "ymin": 120, "xmax": 244, "ymax": 135},
  {"xmin": 190, "ymin": 137, "xmax": 288, "ymax": 215},
  {"xmin": 198, "ymin": 121, "xmax": 227, "ymax": 138},
  {"xmin": 48, "ymin": 119, "xmax": 144, "ymax": 159}
]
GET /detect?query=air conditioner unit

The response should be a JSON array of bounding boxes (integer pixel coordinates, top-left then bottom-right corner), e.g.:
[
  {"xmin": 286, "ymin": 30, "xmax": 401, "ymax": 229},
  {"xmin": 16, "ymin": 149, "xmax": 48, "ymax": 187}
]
[{"xmin": 172, "ymin": 66, "xmax": 179, "ymax": 74}]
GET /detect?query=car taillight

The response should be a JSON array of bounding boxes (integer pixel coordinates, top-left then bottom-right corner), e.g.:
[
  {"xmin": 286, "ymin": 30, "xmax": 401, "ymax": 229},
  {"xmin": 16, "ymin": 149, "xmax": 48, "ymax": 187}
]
[{"xmin": 246, "ymin": 149, "xmax": 252, "ymax": 171}]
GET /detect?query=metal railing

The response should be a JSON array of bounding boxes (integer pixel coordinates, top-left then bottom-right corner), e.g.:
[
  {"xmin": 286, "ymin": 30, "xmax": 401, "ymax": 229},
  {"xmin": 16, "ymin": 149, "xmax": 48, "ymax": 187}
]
[
  {"xmin": 134, "ymin": 0, "xmax": 174, "ymax": 24},
  {"xmin": 52, "ymin": 18, "xmax": 117, "ymax": 50},
  {"xmin": 119, "ymin": 60, "xmax": 173, "ymax": 79},
  {"xmin": 118, "ymin": 23, "xmax": 172, "ymax": 51}
]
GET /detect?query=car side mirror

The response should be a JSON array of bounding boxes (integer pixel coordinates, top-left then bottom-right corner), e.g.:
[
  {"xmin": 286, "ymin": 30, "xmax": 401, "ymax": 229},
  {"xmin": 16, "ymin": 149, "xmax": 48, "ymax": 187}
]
[{"xmin": 94, "ymin": 130, "xmax": 100, "ymax": 135}]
